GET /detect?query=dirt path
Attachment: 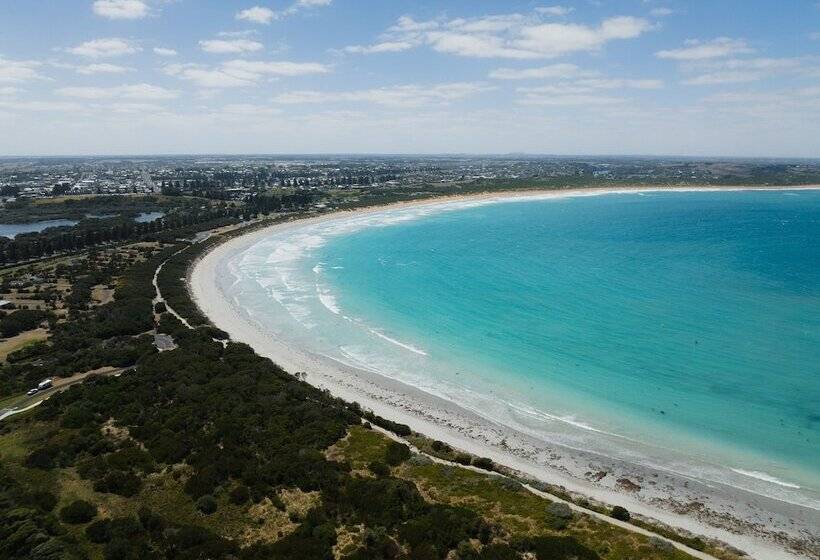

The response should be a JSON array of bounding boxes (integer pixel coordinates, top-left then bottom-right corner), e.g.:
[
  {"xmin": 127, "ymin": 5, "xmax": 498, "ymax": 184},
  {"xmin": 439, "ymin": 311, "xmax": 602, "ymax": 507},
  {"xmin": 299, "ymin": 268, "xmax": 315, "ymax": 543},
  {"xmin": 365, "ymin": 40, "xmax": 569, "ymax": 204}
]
[
  {"xmin": 369, "ymin": 423, "xmax": 720, "ymax": 560},
  {"xmin": 152, "ymin": 246, "xmax": 193, "ymax": 329}
]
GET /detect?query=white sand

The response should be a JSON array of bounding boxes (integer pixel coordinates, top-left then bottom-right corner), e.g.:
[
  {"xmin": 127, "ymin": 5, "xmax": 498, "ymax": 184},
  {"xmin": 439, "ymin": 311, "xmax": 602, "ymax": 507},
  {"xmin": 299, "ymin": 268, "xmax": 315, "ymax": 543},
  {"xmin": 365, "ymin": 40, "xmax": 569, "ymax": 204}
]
[{"xmin": 190, "ymin": 186, "xmax": 820, "ymax": 560}]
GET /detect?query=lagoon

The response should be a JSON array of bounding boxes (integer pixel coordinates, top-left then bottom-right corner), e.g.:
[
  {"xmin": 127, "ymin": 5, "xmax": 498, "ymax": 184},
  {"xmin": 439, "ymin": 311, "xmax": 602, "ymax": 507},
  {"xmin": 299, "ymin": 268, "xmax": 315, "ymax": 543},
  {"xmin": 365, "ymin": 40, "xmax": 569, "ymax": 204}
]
[{"xmin": 0, "ymin": 219, "xmax": 79, "ymax": 239}]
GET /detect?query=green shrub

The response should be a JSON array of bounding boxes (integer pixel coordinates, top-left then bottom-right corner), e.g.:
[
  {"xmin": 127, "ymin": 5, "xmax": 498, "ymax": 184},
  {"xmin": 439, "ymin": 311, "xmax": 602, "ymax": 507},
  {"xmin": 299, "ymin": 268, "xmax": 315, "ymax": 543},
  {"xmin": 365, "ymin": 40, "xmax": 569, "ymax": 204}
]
[
  {"xmin": 29, "ymin": 491, "xmax": 57, "ymax": 512},
  {"xmin": 61, "ymin": 402, "xmax": 95, "ymax": 429},
  {"xmin": 471, "ymin": 457, "xmax": 494, "ymax": 471},
  {"xmin": 369, "ymin": 461, "xmax": 390, "ymax": 476},
  {"xmin": 60, "ymin": 499, "xmax": 97, "ymax": 524},
  {"xmin": 24, "ymin": 447, "xmax": 57, "ymax": 470},
  {"xmin": 462, "ymin": 543, "xmax": 520, "ymax": 559},
  {"xmin": 610, "ymin": 505, "xmax": 630, "ymax": 522},
  {"xmin": 93, "ymin": 470, "xmax": 142, "ymax": 497},
  {"xmin": 229, "ymin": 485, "xmax": 251, "ymax": 505},
  {"xmin": 196, "ymin": 494, "xmax": 218, "ymax": 515},
  {"xmin": 528, "ymin": 535, "xmax": 599, "ymax": 559},
  {"xmin": 384, "ymin": 441, "xmax": 411, "ymax": 466},
  {"xmin": 454, "ymin": 453, "xmax": 472, "ymax": 465},
  {"xmin": 85, "ymin": 519, "xmax": 113, "ymax": 543}
]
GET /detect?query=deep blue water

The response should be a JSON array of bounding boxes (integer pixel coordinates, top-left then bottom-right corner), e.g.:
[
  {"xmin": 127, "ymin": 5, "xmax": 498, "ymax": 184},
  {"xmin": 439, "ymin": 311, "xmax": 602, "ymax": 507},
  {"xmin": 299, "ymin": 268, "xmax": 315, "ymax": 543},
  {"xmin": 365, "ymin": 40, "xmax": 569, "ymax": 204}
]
[{"xmin": 225, "ymin": 189, "xmax": 820, "ymax": 506}]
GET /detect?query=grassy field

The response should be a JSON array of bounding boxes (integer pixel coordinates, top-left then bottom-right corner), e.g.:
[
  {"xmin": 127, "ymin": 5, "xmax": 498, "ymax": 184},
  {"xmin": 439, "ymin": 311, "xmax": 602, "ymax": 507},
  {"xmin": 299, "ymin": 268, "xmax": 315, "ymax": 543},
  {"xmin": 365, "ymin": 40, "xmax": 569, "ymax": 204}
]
[{"xmin": 0, "ymin": 328, "xmax": 48, "ymax": 363}]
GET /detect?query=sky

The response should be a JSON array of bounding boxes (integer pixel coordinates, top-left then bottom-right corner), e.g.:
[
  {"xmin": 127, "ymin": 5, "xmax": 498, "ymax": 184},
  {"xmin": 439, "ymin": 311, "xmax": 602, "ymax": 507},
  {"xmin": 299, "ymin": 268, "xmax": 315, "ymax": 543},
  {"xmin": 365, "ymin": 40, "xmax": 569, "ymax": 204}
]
[{"xmin": 0, "ymin": 0, "xmax": 818, "ymax": 157}]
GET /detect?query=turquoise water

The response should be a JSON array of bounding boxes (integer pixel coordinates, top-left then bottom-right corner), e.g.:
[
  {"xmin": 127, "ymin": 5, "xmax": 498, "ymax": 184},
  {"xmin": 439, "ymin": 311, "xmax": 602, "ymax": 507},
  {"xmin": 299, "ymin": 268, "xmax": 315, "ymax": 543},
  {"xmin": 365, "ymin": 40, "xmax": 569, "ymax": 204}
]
[{"xmin": 223, "ymin": 190, "xmax": 820, "ymax": 508}]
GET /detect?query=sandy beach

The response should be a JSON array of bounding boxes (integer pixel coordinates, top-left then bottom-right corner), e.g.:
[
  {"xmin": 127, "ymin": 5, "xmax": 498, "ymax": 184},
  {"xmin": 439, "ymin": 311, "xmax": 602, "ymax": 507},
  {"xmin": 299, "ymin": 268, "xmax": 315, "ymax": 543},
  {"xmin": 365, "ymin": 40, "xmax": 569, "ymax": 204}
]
[{"xmin": 189, "ymin": 186, "xmax": 820, "ymax": 560}]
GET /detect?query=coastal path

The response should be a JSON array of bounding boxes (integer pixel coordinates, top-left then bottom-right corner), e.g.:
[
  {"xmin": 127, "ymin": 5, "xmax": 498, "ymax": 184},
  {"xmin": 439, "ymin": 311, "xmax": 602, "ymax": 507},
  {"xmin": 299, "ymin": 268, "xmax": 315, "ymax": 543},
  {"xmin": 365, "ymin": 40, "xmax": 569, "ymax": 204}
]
[{"xmin": 368, "ymin": 423, "xmax": 719, "ymax": 560}]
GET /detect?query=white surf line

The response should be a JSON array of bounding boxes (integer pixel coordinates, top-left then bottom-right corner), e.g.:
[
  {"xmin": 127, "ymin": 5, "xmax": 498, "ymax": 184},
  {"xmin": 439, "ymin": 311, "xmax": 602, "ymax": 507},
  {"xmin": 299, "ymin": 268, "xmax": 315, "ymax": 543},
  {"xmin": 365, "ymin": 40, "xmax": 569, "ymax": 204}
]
[
  {"xmin": 731, "ymin": 469, "xmax": 802, "ymax": 490},
  {"xmin": 368, "ymin": 328, "xmax": 428, "ymax": 356},
  {"xmin": 368, "ymin": 422, "xmax": 719, "ymax": 560}
]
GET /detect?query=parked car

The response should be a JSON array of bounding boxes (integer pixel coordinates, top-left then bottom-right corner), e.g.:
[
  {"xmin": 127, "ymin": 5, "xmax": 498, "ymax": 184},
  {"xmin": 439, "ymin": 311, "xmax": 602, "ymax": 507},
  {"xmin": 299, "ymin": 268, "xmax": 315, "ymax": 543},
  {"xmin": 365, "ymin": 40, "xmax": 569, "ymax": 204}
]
[
  {"xmin": 27, "ymin": 388, "xmax": 38, "ymax": 396},
  {"xmin": 37, "ymin": 378, "xmax": 53, "ymax": 391}
]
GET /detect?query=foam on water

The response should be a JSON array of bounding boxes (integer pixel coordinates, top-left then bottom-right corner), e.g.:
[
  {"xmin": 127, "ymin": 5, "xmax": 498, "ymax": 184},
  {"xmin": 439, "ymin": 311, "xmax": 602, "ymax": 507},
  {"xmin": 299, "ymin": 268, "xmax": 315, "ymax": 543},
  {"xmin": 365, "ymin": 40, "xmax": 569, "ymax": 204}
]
[{"xmin": 731, "ymin": 469, "xmax": 802, "ymax": 489}]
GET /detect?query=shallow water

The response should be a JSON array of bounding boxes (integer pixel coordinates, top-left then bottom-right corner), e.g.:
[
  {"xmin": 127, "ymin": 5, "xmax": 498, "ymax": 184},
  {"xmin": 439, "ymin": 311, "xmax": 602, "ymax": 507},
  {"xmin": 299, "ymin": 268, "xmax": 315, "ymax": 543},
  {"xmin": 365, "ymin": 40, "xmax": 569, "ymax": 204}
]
[
  {"xmin": 135, "ymin": 211, "xmax": 165, "ymax": 223},
  {"xmin": 222, "ymin": 190, "xmax": 820, "ymax": 509},
  {"xmin": 0, "ymin": 219, "xmax": 79, "ymax": 238}
]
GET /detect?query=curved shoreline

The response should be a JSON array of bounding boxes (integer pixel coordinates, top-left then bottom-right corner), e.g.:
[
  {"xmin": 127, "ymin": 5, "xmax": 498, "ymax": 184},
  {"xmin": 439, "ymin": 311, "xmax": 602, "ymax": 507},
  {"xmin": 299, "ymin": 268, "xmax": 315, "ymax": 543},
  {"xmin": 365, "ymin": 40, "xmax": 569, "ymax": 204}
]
[{"xmin": 189, "ymin": 186, "xmax": 820, "ymax": 560}]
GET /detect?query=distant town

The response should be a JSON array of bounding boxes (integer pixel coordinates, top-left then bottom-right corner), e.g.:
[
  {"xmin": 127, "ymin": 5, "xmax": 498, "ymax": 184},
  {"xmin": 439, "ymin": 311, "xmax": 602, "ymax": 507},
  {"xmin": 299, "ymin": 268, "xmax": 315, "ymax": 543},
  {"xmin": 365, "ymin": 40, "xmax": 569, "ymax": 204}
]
[{"xmin": 2, "ymin": 155, "xmax": 820, "ymax": 204}]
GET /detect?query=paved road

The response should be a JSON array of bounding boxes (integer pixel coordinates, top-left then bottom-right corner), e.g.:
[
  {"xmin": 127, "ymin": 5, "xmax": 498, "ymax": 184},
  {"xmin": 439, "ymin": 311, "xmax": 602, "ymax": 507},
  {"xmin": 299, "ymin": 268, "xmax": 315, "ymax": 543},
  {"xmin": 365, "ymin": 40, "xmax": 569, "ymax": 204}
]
[{"xmin": 0, "ymin": 366, "xmax": 126, "ymax": 422}]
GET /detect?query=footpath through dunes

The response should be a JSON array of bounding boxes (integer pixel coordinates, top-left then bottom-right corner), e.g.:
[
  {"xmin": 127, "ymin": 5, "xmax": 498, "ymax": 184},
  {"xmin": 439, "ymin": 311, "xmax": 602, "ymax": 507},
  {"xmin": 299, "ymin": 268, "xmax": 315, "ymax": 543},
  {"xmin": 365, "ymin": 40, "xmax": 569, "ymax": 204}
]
[{"xmin": 187, "ymin": 187, "xmax": 820, "ymax": 560}]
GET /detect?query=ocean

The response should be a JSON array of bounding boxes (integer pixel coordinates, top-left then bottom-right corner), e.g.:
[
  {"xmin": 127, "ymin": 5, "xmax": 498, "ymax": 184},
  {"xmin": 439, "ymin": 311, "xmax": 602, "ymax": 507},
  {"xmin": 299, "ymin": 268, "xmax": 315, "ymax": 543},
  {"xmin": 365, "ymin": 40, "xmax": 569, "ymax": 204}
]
[{"xmin": 219, "ymin": 189, "xmax": 820, "ymax": 510}]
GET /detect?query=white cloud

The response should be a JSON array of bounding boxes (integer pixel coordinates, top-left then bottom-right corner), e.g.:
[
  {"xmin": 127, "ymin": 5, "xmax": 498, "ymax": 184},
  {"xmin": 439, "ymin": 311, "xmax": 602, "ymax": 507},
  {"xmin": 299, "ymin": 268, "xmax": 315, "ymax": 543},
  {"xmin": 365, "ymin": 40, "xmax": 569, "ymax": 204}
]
[
  {"xmin": 67, "ymin": 38, "xmax": 141, "ymax": 58},
  {"xmin": 0, "ymin": 56, "xmax": 44, "ymax": 83},
  {"xmin": 0, "ymin": 86, "xmax": 20, "ymax": 95},
  {"xmin": 271, "ymin": 82, "xmax": 492, "ymax": 108},
  {"xmin": 92, "ymin": 0, "xmax": 149, "ymax": 20},
  {"xmin": 0, "ymin": 100, "xmax": 86, "ymax": 112},
  {"xmin": 345, "ymin": 13, "xmax": 652, "ymax": 59},
  {"xmin": 656, "ymin": 38, "xmax": 752, "ymax": 60},
  {"xmin": 514, "ymin": 75, "xmax": 661, "ymax": 106},
  {"xmin": 517, "ymin": 93, "xmax": 624, "ymax": 106},
  {"xmin": 514, "ymin": 16, "xmax": 651, "ymax": 58},
  {"xmin": 236, "ymin": 6, "xmax": 277, "ymax": 24},
  {"xmin": 153, "ymin": 47, "xmax": 178, "ymax": 57},
  {"xmin": 296, "ymin": 0, "xmax": 331, "ymax": 7},
  {"xmin": 165, "ymin": 59, "xmax": 330, "ymax": 88},
  {"xmin": 680, "ymin": 57, "xmax": 806, "ymax": 85},
  {"xmin": 220, "ymin": 103, "xmax": 283, "ymax": 117},
  {"xmin": 650, "ymin": 8, "xmax": 674, "ymax": 17},
  {"xmin": 108, "ymin": 102, "xmax": 168, "ymax": 114},
  {"xmin": 199, "ymin": 39, "xmax": 264, "ymax": 54},
  {"xmin": 574, "ymin": 78, "xmax": 663, "ymax": 89},
  {"xmin": 164, "ymin": 64, "xmax": 256, "ymax": 88},
  {"xmin": 224, "ymin": 59, "xmax": 330, "ymax": 76},
  {"xmin": 343, "ymin": 41, "xmax": 415, "ymax": 54},
  {"xmin": 236, "ymin": 0, "xmax": 331, "ymax": 24},
  {"xmin": 56, "ymin": 83, "xmax": 180, "ymax": 100},
  {"xmin": 682, "ymin": 71, "xmax": 762, "ymax": 85},
  {"xmin": 76, "ymin": 63, "xmax": 132, "ymax": 75},
  {"xmin": 536, "ymin": 6, "xmax": 573, "ymax": 17},
  {"xmin": 488, "ymin": 63, "xmax": 587, "ymax": 80}
]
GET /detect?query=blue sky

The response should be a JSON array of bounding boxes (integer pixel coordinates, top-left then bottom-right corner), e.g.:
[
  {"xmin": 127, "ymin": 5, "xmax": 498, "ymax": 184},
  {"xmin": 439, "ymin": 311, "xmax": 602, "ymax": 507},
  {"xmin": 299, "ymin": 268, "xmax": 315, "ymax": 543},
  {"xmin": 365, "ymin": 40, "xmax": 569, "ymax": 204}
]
[{"xmin": 0, "ymin": 0, "xmax": 818, "ymax": 156}]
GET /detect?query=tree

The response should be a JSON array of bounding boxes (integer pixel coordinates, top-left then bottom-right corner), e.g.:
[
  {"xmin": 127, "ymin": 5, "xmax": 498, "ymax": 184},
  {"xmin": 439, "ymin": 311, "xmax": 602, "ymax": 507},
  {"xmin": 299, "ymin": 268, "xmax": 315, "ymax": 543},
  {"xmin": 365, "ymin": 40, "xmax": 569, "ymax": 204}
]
[{"xmin": 59, "ymin": 499, "xmax": 97, "ymax": 524}]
